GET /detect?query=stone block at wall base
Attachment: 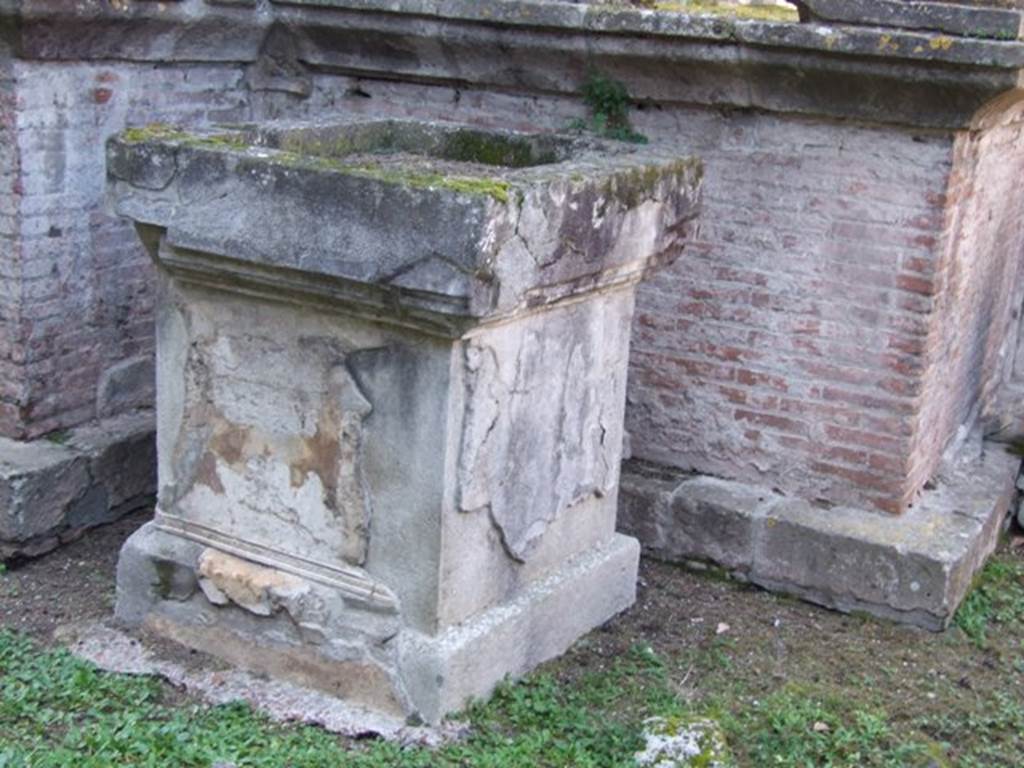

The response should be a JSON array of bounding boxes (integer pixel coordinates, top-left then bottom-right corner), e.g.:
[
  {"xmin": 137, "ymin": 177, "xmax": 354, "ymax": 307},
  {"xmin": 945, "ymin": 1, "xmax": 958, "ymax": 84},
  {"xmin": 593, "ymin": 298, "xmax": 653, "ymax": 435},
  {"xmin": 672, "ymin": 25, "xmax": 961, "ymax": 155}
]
[
  {"xmin": 0, "ymin": 412, "xmax": 156, "ymax": 560},
  {"xmin": 619, "ymin": 443, "xmax": 1020, "ymax": 631}
]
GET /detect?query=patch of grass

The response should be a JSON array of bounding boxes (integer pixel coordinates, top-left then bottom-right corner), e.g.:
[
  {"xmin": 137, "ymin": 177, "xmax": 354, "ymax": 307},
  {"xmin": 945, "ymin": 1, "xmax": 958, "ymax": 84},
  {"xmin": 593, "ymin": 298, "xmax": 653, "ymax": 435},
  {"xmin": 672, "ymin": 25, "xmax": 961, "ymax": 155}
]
[
  {"xmin": 42, "ymin": 430, "xmax": 71, "ymax": 446},
  {"xmin": 0, "ymin": 631, "xmax": 682, "ymax": 768},
  {"xmin": 954, "ymin": 557, "xmax": 1024, "ymax": 647},
  {"xmin": 718, "ymin": 686, "xmax": 944, "ymax": 767}
]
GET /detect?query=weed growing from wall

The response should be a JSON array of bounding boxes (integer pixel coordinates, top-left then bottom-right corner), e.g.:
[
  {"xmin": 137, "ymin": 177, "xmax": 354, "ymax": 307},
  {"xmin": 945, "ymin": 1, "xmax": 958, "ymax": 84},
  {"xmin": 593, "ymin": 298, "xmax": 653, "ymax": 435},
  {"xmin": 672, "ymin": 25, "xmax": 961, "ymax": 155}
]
[{"xmin": 572, "ymin": 71, "xmax": 648, "ymax": 144}]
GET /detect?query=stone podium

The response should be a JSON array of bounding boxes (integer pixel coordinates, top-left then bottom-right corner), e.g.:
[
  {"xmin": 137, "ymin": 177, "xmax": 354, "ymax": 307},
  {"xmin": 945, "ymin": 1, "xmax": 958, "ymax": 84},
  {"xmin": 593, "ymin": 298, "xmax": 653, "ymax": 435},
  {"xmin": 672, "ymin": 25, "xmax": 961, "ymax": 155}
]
[{"xmin": 107, "ymin": 118, "xmax": 701, "ymax": 722}]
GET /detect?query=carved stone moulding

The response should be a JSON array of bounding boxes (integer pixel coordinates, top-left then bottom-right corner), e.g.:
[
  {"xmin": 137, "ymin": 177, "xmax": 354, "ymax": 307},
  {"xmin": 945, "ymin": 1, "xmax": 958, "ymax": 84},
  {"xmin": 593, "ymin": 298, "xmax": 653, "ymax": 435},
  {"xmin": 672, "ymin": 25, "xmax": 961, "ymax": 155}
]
[{"xmin": 108, "ymin": 117, "xmax": 702, "ymax": 722}]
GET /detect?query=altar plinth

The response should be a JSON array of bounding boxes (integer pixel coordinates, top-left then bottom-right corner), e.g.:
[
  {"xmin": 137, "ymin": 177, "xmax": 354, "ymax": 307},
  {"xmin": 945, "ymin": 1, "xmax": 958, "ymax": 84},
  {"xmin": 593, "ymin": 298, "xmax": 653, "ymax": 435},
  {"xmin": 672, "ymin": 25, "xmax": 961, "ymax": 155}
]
[{"xmin": 108, "ymin": 118, "xmax": 702, "ymax": 722}]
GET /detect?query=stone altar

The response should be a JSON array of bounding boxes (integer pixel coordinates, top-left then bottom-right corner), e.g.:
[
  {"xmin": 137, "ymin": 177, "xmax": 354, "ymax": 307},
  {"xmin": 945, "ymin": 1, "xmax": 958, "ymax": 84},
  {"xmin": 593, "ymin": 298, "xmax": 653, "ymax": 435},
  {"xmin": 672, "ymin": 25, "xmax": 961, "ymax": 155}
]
[{"xmin": 107, "ymin": 118, "xmax": 701, "ymax": 722}]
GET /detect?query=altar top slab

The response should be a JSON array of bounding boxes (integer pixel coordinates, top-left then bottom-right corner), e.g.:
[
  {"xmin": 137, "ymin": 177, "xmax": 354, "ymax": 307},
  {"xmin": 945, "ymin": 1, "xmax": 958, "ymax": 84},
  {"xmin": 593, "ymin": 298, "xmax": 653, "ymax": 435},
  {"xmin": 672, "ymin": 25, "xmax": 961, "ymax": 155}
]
[{"xmin": 107, "ymin": 118, "xmax": 702, "ymax": 331}]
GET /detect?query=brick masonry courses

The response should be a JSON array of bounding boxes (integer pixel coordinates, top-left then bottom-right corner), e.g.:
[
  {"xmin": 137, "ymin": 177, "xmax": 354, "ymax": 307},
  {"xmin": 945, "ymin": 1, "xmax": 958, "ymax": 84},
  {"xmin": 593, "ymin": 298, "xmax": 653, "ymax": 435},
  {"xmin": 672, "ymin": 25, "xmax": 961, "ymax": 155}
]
[{"xmin": 3, "ymin": 61, "xmax": 250, "ymax": 439}]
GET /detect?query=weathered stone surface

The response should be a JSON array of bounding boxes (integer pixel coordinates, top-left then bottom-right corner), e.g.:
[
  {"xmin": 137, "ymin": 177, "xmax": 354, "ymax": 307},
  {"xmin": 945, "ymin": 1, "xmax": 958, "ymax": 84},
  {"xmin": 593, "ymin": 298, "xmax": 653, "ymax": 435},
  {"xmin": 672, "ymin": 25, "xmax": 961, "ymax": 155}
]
[
  {"xmin": 158, "ymin": 287, "xmax": 380, "ymax": 573},
  {"xmin": 70, "ymin": 413, "xmax": 158, "ymax": 513},
  {"xmin": 107, "ymin": 120, "xmax": 700, "ymax": 325},
  {"xmin": 197, "ymin": 549, "xmax": 312, "ymax": 617},
  {"xmin": 0, "ymin": 413, "xmax": 155, "ymax": 560},
  {"xmin": 635, "ymin": 716, "xmax": 733, "ymax": 768},
  {"xmin": 65, "ymin": 620, "xmax": 463, "ymax": 744},
  {"xmin": 96, "ymin": 355, "xmax": 156, "ymax": 419},
  {"xmin": 398, "ymin": 534, "xmax": 639, "ymax": 724},
  {"xmin": 0, "ymin": 440, "xmax": 88, "ymax": 555},
  {"xmin": 619, "ymin": 442, "xmax": 1020, "ymax": 630},
  {"xmin": 110, "ymin": 117, "xmax": 700, "ymax": 721},
  {"xmin": 5, "ymin": 0, "xmax": 1019, "ymax": 137},
  {"xmin": 117, "ymin": 522, "xmax": 406, "ymax": 713},
  {"xmin": 457, "ymin": 293, "xmax": 631, "ymax": 562},
  {"xmin": 621, "ymin": 466, "xmax": 763, "ymax": 572},
  {"xmin": 800, "ymin": 0, "xmax": 1024, "ymax": 39}
]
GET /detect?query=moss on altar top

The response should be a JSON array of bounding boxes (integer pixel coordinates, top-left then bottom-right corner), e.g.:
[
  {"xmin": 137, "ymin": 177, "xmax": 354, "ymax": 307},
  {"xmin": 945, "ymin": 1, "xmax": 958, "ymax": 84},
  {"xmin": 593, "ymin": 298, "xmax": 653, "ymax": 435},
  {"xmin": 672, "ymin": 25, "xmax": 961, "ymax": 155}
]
[{"xmin": 596, "ymin": 0, "xmax": 799, "ymax": 22}]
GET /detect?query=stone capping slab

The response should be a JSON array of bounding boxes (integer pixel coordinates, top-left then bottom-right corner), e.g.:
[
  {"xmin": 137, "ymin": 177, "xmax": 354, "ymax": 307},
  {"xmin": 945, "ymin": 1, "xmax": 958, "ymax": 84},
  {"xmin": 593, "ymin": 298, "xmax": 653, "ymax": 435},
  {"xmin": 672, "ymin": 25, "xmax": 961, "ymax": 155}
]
[
  {"xmin": 618, "ymin": 442, "xmax": 1020, "ymax": 630},
  {"xmin": 801, "ymin": 0, "xmax": 1024, "ymax": 39},
  {"xmin": 7, "ymin": 1, "xmax": 1024, "ymax": 128},
  {"xmin": 6, "ymin": 0, "xmax": 1024, "ymax": 67},
  {"xmin": 106, "ymin": 118, "xmax": 703, "ymax": 329},
  {"xmin": 0, "ymin": 412, "xmax": 156, "ymax": 560},
  {"xmin": 272, "ymin": 0, "xmax": 1024, "ymax": 66}
]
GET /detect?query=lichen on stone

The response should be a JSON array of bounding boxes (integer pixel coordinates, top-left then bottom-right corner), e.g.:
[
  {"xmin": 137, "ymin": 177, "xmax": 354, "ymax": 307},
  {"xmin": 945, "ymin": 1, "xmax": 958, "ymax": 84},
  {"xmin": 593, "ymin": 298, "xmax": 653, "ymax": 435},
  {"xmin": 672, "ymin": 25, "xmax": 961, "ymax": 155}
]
[
  {"xmin": 121, "ymin": 125, "xmax": 517, "ymax": 203},
  {"xmin": 629, "ymin": 1, "xmax": 799, "ymax": 22},
  {"xmin": 440, "ymin": 130, "xmax": 558, "ymax": 167},
  {"xmin": 634, "ymin": 715, "xmax": 734, "ymax": 768},
  {"xmin": 321, "ymin": 161, "xmax": 516, "ymax": 203},
  {"xmin": 120, "ymin": 123, "xmax": 250, "ymax": 151}
]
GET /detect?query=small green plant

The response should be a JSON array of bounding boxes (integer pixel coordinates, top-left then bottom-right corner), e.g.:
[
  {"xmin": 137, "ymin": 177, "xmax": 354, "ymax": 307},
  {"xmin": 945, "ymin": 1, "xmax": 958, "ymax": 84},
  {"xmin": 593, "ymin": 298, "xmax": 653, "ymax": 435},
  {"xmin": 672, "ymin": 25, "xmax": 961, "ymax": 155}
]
[
  {"xmin": 43, "ymin": 430, "xmax": 70, "ymax": 446},
  {"xmin": 573, "ymin": 71, "xmax": 648, "ymax": 144}
]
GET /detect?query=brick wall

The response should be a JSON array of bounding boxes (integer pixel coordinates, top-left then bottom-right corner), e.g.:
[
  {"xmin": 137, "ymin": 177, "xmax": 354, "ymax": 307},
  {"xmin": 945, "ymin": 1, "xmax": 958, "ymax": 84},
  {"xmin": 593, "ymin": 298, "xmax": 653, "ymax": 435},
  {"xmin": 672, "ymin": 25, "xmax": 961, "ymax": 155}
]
[
  {"xmin": 0, "ymin": 38, "xmax": 22, "ymax": 439},
  {"xmin": 623, "ymin": 107, "xmax": 956, "ymax": 513},
  {"xmin": 913, "ymin": 102, "xmax": 1024, "ymax": 480},
  {"xmin": 4, "ymin": 62, "xmax": 250, "ymax": 439}
]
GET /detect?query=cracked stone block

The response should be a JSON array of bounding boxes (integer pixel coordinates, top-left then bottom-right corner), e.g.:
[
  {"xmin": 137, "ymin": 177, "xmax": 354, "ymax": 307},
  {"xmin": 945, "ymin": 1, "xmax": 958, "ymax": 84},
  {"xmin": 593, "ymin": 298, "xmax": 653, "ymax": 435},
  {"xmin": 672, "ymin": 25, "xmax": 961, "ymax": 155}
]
[
  {"xmin": 0, "ymin": 412, "xmax": 156, "ymax": 560},
  {"xmin": 619, "ymin": 443, "xmax": 1020, "ymax": 630},
  {"xmin": 107, "ymin": 117, "xmax": 702, "ymax": 722}
]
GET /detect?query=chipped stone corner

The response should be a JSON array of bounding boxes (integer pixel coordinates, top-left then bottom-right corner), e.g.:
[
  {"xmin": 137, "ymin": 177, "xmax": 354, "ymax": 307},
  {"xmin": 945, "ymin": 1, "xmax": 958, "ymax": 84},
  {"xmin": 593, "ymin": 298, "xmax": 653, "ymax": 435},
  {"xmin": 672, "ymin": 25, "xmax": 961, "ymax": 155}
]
[
  {"xmin": 619, "ymin": 442, "xmax": 1021, "ymax": 631},
  {"xmin": 0, "ymin": 411, "xmax": 156, "ymax": 560},
  {"xmin": 115, "ymin": 520, "xmax": 412, "ymax": 717}
]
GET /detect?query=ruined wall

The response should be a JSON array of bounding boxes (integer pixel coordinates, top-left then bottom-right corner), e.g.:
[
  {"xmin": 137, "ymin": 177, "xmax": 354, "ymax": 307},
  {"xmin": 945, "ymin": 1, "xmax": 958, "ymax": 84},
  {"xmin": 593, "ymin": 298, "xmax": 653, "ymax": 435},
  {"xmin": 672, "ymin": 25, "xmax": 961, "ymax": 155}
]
[
  {"xmin": 2, "ymin": 61, "xmax": 250, "ymax": 439},
  {"xmin": 625, "ymin": 110, "xmax": 955, "ymax": 513},
  {"xmin": 0, "ymin": 36, "xmax": 24, "ymax": 439},
  {"xmin": 912, "ymin": 101, "xmax": 1024, "ymax": 482}
]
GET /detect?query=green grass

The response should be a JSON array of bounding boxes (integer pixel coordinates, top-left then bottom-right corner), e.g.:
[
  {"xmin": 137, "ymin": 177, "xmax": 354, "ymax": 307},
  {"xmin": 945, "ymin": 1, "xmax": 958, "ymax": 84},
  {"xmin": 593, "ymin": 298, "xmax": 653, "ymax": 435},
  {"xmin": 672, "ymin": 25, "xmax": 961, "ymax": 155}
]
[
  {"xmin": 0, "ymin": 635, "xmax": 670, "ymax": 768},
  {"xmin": 720, "ymin": 687, "xmax": 946, "ymax": 767},
  {"xmin": 0, "ymin": 631, "xmax": 988, "ymax": 768},
  {"xmin": 3, "ymin": 552, "xmax": 1024, "ymax": 767},
  {"xmin": 954, "ymin": 556, "xmax": 1024, "ymax": 647}
]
